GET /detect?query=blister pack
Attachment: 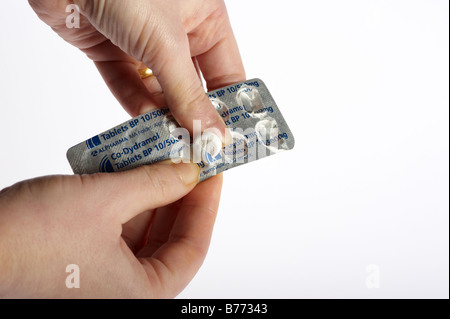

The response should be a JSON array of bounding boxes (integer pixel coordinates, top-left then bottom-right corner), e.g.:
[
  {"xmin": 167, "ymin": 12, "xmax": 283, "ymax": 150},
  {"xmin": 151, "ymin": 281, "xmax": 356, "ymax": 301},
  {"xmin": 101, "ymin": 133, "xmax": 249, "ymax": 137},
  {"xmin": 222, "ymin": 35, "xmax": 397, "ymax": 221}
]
[{"xmin": 67, "ymin": 78, "xmax": 295, "ymax": 181}]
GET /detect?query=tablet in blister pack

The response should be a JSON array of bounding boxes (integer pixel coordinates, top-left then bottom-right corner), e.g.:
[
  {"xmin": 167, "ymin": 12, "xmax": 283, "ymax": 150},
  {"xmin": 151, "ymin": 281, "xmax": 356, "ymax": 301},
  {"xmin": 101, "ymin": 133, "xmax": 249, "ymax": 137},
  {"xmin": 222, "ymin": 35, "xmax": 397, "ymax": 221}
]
[{"xmin": 66, "ymin": 78, "xmax": 295, "ymax": 181}]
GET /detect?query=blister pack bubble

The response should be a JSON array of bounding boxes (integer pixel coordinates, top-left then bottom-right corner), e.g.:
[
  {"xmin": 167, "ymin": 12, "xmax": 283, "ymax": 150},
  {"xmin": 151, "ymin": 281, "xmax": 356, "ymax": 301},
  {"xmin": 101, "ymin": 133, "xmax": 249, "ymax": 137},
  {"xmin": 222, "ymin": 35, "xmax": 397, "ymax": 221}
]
[{"xmin": 67, "ymin": 78, "xmax": 295, "ymax": 181}]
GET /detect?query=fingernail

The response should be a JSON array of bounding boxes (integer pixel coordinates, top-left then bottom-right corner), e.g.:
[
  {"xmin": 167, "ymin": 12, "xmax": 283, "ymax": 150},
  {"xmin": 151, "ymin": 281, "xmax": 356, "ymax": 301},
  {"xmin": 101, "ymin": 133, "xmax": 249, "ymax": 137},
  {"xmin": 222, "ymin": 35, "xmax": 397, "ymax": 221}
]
[
  {"xmin": 158, "ymin": 159, "xmax": 176, "ymax": 165},
  {"xmin": 214, "ymin": 113, "xmax": 233, "ymax": 146},
  {"xmin": 171, "ymin": 162, "xmax": 200, "ymax": 185},
  {"xmin": 215, "ymin": 127, "xmax": 233, "ymax": 147},
  {"xmin": 223, "ymin": 128, "xmax": 233, "ymax": 146},
  {"xmin": 139, "ymin": 105, "xmax": 155, "ymax": 115},
  {"xmin": 193, "ymin": 131, "xmax": 223, "ymax": 157},
  {"xmin": 207, "ymin": 128, "xmax": 232, "ymax": 148}
]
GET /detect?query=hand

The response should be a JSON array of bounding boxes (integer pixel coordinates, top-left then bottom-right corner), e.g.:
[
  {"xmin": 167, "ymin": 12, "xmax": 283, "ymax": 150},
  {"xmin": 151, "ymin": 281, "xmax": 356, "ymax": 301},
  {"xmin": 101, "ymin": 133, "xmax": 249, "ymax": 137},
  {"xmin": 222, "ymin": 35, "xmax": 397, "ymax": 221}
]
[
  {"xmin": 0, "ymin": 162, "xmax": 222, "ymax": 298},
  {"xmin": 28, "ymin": 0, "xmax": 246, "ymax": 139}
]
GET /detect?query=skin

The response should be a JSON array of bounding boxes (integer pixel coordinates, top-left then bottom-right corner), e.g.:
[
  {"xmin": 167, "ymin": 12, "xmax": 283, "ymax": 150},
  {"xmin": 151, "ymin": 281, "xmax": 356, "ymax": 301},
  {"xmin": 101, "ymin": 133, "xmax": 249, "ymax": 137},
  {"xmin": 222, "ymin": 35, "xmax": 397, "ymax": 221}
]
[
  {"xmin": 28, "ymin": 0, "xmax": 246, "ymax": 137},
  {"xmin": 0, "ymin": 162, "xmax": 222, "ymax": 298},
  {"xmin": 0, "ymin": 0, "xmax": 245, "ymax": 297}
]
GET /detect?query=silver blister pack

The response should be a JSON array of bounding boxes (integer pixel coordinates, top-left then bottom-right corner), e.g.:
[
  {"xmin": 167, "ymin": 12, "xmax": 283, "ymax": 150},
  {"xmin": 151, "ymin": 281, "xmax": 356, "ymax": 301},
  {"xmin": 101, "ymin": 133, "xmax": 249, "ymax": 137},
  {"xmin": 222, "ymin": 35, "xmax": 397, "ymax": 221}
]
[{"xmin": 67, "ymin": 78, "xmax": 295, "ymax": 181}]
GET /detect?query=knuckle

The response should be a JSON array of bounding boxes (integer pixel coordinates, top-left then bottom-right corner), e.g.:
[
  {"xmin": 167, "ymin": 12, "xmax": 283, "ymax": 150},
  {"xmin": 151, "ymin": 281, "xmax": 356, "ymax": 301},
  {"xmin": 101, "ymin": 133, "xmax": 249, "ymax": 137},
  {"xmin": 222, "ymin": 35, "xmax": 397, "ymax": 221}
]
[
  {"xmin": 172, "ymin": 83, "xmax": 216, "ymax": 128},
  {"xmin": 141, "ymin": 166, "xmax": 173, "ymax": 200},
  {"xmin": 72, "ymin": 0, "xmax": 90, "ymax": 14},
  {"xmin": 184, "ymin": 85, "xmax": 208, "ymax": 114},
  {"xmin": 74, "ymin": 0, "xmax": 108, "ymax": 26},
  {"xmin": 170, "ymin": 235, "xmax": 208, "ymax": 259}
]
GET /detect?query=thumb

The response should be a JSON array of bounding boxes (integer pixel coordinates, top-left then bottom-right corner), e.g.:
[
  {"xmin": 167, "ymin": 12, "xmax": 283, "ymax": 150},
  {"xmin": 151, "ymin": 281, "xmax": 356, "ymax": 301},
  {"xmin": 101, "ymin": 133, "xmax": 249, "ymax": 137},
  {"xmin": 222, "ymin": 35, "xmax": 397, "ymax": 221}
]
[
  {"xmin": 73, "ymin": 0, "xmax": 227, "ymax": 140},
  {"xmin": 85, "ymin": 162, "xmax": 200, "ymax": 224},
  {"xmin": 151, "ymin": 37, "xmax": 229, "ymax": 142}
]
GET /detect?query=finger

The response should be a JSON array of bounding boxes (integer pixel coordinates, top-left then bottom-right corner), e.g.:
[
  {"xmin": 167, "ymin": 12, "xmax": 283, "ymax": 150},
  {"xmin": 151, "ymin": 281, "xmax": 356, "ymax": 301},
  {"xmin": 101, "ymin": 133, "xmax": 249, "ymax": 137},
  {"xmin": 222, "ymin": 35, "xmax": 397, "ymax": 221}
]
[
  {"xmin": 194, "ymin": 7, "xmax": 246, "ymax": 90},
  {"xmin": 95, "ymin": 60, "xmax": 161, "ymax": 116},
  {"xmin": 121, "ymin": 210, "xmax": 154, "ymax": 253},
  {"xmin": 80, "ymin": 39, "xmax": 164, "ymax": 116},
  {"xmin": 82, "ymin": 162, "xmax": 200, "ymax": 225},
  {"xmin": 74, "ymin": 0, "xmax": 227, "ymax": 139},
  {"xmin": 151, "ymin": 34, "xmax": 227, "ymax": 139},
  {"xmin": 136, "ymin": 200, "xmax": 182, "ymax": 258},
  {"xmin": 138, "ymin": 174, "xmax": 223, "ymax": 297}
]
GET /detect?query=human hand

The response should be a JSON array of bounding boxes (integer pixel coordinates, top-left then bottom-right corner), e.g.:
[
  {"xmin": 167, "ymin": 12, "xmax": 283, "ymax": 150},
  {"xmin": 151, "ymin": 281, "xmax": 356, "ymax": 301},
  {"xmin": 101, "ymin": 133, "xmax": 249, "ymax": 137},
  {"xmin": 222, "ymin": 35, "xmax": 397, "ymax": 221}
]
[
  {"xmin": 28, "ymin": 0, "xmax": 246, "ymax": 140},
  {"xmin": 0, "ymin": 162, "xmax": 222, "ymax": 298}
]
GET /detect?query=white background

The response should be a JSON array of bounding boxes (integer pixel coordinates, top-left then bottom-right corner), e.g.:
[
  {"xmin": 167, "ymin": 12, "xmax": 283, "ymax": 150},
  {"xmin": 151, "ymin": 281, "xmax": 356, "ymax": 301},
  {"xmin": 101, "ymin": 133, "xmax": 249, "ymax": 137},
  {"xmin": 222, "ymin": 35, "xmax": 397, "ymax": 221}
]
[{"xmin": 0, "ymin": 1, "xmax": 448, "ymax": 298}]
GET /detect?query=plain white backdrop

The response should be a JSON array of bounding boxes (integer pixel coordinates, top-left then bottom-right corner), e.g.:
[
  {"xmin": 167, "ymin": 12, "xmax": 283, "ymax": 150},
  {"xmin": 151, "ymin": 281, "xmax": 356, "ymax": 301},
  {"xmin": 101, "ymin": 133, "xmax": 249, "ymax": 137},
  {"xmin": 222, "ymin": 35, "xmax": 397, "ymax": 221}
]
[{"xmin": 0, "ymin": 1, "xmax": 448, "ymax": 298}]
